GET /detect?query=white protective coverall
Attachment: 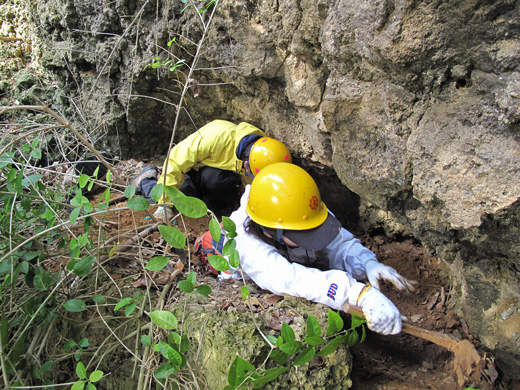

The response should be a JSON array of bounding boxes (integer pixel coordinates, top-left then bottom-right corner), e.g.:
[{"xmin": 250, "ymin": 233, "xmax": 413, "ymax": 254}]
[
  {"xmin": 157, "ymin": 120, "xmax": 265, "ymax": 202},
  {"xmin": 223, "ymin": 185, "xmax": 379, "ymax": 311}
]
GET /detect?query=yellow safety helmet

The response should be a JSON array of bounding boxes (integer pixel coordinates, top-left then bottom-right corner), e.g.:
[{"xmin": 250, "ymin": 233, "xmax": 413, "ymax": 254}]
[
  {"xmin": 249, "ymin": 137, "xmax": 292, "ymax": 176},
  {"xmin": 246, "ymin": 163, "xmax": 329, "ymax": 230}
]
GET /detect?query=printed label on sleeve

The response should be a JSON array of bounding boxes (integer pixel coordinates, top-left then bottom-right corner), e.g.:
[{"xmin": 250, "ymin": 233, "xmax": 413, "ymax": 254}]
[{"xmin": 327, "ymin": 283, "xmax": 338, "ymax": 301}]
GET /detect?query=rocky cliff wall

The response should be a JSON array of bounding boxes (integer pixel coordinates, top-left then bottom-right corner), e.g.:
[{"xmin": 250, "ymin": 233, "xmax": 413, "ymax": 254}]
[{"xmin": 32, "ymin": 0, "xmax": 520, "ymax": 378}]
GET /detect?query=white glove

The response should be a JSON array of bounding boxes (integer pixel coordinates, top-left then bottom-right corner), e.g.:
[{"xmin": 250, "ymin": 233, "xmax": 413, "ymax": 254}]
[
  {"xmin": 357, "ymin": 286, "xmax": 402, "ymax": 335},
  {"xmin": 365, "ymin": 260, "xmax": 416, "ymax": 292},
  {"xmin": 153, "ymin": 206, "xmax": 174, "ymax": 221}
]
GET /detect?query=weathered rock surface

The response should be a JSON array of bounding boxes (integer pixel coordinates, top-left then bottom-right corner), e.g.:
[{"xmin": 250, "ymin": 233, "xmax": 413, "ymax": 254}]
[
  {"xmin": 179, "ymin": 296, "xmax": 353, "ymax": 390},
  {"xmin": 28, "ymin": 0, "xmax": 520, "ymax": 379}
]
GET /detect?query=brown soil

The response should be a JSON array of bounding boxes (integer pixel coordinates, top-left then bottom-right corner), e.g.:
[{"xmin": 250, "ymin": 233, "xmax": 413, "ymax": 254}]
[{"xmin": 92, "ymin": 180, "xmax": 520, "ymax": 390}]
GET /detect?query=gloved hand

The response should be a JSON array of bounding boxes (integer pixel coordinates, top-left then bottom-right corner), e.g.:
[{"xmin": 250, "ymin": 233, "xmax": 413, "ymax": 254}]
[
  {"xmin": 153, "ymin": 206, "xmax": 174, "ymax": 221},
  {"xmin": 365, "ymin": 260, "xmax": 416, "ymax": 292},
  {"xmin": 357, "ymin": 286, "xmax": 402, "ymax": 335}
]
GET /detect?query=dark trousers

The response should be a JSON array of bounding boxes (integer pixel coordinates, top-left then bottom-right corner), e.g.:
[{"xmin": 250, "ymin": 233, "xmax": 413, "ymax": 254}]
[{"xmin": 139, "ymin": 166, "xmax": 242, "ymax": 218}]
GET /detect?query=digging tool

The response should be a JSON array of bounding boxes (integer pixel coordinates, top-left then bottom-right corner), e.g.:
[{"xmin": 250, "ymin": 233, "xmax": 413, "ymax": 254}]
[{"xmin": 343, "ymin": 304, "xmax": 481, "ymax": 387}]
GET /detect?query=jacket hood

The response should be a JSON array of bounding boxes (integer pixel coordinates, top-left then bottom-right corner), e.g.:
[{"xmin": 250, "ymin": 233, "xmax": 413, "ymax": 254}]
[{"xmin": 234, "ymin": 122, "xmax": 265, "ymax": 156}]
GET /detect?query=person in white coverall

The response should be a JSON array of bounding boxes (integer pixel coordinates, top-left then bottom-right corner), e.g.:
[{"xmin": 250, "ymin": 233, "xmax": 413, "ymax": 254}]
[{"xmin": 221, "ymin": 163, "xmax": 415, "ymax": 335}]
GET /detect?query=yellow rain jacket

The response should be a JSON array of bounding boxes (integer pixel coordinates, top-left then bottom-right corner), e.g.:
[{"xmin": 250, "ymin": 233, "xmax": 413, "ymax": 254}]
[{"xmin": 158, "ymin": 120, "xmax": 265, "ymax": 201}]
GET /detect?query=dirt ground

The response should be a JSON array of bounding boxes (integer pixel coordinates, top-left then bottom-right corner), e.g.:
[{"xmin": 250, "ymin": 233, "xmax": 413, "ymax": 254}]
[{"xmin": 91, "ymin": 172, "xmax": 520, "ymax": 390}]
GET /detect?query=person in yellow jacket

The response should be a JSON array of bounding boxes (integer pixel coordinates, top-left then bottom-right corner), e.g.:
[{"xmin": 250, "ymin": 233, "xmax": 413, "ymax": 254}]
[{"xmin": 129, "ymin": 120, "xmax": 292, "ymax": 219}]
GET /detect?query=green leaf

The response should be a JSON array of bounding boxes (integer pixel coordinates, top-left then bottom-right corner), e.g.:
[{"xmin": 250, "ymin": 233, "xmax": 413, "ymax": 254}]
[
  {"xmin": 279, "ymin": 340, "xmax": 302, "ymax": 355},
  {"xmin": 0, "ymin": 261, "xmax": 11, "ymax": 276},
  {"xmin": 228, "ymin": 249, "xmax": 240, "ymax": 268},
  {"xmin": 64, "ymin": 299, "xmax": 87, "ymax": 312},
  {"xmin": 66, "ymin": 259, "xmax": 78, "ymax": 272},
  {"xmin": 89, "ymin": 370, "xmax": 104, "ymax": 383},
  {"xmin": 100, "ymin": 188, "xmax": 110, "ymax": 206},
  {"xmin": 293, "ymin": 346, "xmax": 316, "ymax": 366},
  {"xmin": 306, "ymin": 315, "xmax": 321, "ymax": 338},
  {"xmin": 74, "ymin": 348, "xmax": 83, "ymax": 362},
  {"xmin": 76, "ymin": 362, "xmax": 87, "ymax": 379},
  {"xmin": 281, "ymin": 322, "xmax": 295, "ymax": 343},
  {"xmin": 241, "ymin": 286, "xmax": 250, "ymax": 300},
  {"xmin": 141, "ymin": 334, "xmax": 152, "ymax": 347},
  {"xmin": 227, "ymin": 356, "xmax": 255, "ymax": 387},
  {"xmin": 346, "ymin": 330, "xmax": 359, "ymax": 347},
  {"xmin": 158, "ymin": 225, "xmax": 186, "ymax": 249},
  {"xmin": 172, "ymin": 196, "xmax": 207, "ymax": 218},
  {"xmin": 71, "ymin": 381, "xmax": 85, "ymax": 390},
  {"xmin": 222, "ymin": 239, "xmax": 236, "ymax": 256},
  {"xmin": 17, "ymin": 261, "xmax": 29, "ymax": 274},
  {"xmin": 73, "ymin": 256, "xmax": 96, "ymax": 277},
  {"xmin": 157, "ymin": 341, "xmax": 182, "ymax": 365},
  {"xmin": 251, "ymin": 366, "xmax": 290, "ymax": 389},
  {"xmin": 21, "ymin": 195, "xmax": 31, "ymax": 211},
  {"xmin": 150, "ymin": 310, "xmax": 178, "ymax": 330},
  {"xmin": 33, "ymin": 271, "xmax": 53, "ymax": 291},
  {"xmin": 177, "ymin": 280, "xmax": 194, "ymax": 293},
  {"xmin": 92, "ymin": 165, "xmax": 100, "ymax": 179},
  {"xmin": 114, "ymin": 297, "xmax": 133, "ymax": 311},
  {"xmin": 209, "ymin": 219, "xmax": 221, "ymax": 241},
  {"xmin": 179, "ymin": 335, "xmax": 190, "ymax": 354},
  {"xmin": 150, "ymin": 183, "xmax": 164, "ymax": 203},
  {"xmin": 360, "ymin": 323, "xmax": 366, "ymax": 343},
  {"xmin": 1, "ymin": 313, "xmax": 8, "ymax": 348},
  {"xmin": 154, "ymin": 363, "xmax": 177, "ymax": 379},
  {"xmin": 78, "ymin": 174, "xmax": 90, "ymax": 188},
  {"xmin": 41, "ymin": 360, "xmax": 53, "ymax": 376},
  {"xmin": 221, "ymin": 216, "xmax": 236, "ymax": 234},
  {"xmin": 124, "ymin": 302, "xmax": 137, "ymax": 317},
  {"xmin": 270, "ymin": 349, "xmax": 289, "ymax": 365},
  {"xmin": 23, "ymin": 251, "xmax": 41, "ymax": 261},
  {"xmin": 303, "ymin": 335, "xmax": 325, "ymax": 346},
  {"xmin": 187, "ymin": 271, "xmax": 196, "ymax": 284},
  {"xmin": 92, "ymin": 295, "xmax": 105, "ymax": 303},
  {"xmin": 69, "ymin": 207, "xmax": 81, "ymax": 225},
  {"xmin": 145, "ymin": 256, "xmax": 170, "ymax": 271},
  {"xmin": 0, "ymin": 154, "xmax": 13, "ymax": 168},
  {"xmin": 326, "ymin": 309, "xmax": 344, "ymax": 336},
  {"xmin": 22, "ymin": 174, "xmax": 42, "ymax": 186},
  {"xmin": 126, "ymin": 196, "xmax": 150, "ymax": 211},
  {"xmin": 350, "ymin": 313, "xmax": 367, "ymax": 330},
  {"xmin": 162, "ymin": 185, "xmax": 182, "ymax": 200},
  {"xmin": 168, "ymin": 332, "xmax": 181, "ymax": 348},
  {"xmin": 30, "ymin": 148, "xmax": 42, "ymax": 160},
  {"xmin": 196, "ymin": 284, "xmax": 212, "ymax": 295},
  {"xmin": 78, "ymin": 338, "xmax": 89, "ymax": 348},
  {"xmin": 86, "ymin": 383, "xmax": 96, "ymax": 390},
  {"xmin": 124, "ymin": 185, "xmax": 136, "ymax": 199},
  {"xmin": 208, "ymin": 254, "xmax": 229, "ymax": 272},
  {"xmin": 64, "ymin": 340, "xmax": 77, "ymax": 351},
  {"xmin": 317, "ymin": 334, "xmax": 347, "ymax": 357}
]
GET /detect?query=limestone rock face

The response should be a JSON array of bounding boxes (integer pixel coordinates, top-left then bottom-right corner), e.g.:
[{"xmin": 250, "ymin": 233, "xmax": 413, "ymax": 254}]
[
  {"xmin": 32, "ymin": 0, "xmax": 520, "ymax": 378},
  {"xmin": 178, "ymin": 297, "xmax": 353, "ymax": 390}
]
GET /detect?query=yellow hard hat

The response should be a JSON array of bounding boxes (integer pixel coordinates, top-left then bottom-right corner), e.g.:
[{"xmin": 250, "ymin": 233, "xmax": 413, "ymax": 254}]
[
  {"xmin": 246, "ymin": 163, "xmax": 329, "ymax": 230},
  {"xmin": 249, "ymin": 137, "xmax": 292, "ymax": 176}
]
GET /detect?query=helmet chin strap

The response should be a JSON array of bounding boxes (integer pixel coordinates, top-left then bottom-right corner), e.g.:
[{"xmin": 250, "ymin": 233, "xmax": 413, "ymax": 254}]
[
  {"xmin": 244, "ymin": 160, "xmax": 255, "ymax": 179},
  {"xmin": 260, "ymin": 226, "xmax": 285, "ymax": 245}
]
